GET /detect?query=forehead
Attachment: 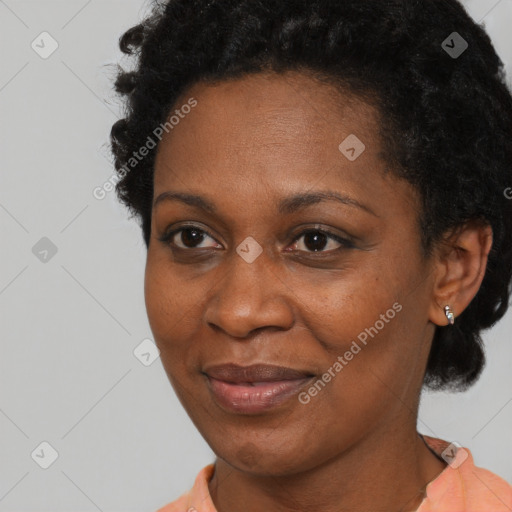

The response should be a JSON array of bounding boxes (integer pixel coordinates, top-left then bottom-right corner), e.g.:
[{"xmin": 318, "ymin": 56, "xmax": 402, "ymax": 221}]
[
  {"xmin": 153, "ymin": 70, "xmax": 383, "ymax": 186},
  {"xmin": 185, "ymin": 70, "xmax": 377, "ymax": 122},
  {"xmin": 151, "ymin": 70, "xmax": 421, "ymax": 242}
]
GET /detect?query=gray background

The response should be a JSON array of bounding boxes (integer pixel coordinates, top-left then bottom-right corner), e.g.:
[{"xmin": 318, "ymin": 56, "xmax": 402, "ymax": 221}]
[{"xmin": 0, "ymin": 0, "xmax": 511, "ymax": 511}]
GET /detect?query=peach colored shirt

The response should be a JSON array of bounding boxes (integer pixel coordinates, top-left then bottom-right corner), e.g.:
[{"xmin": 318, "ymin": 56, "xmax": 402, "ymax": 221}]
[{"xmin": 156, "ymin": 436, "xmax": 512, "ymax": 512}]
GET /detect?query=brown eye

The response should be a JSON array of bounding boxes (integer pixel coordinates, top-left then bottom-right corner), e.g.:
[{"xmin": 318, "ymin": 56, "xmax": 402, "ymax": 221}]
[
  {"xmin": 290, "ymin": 229, "xmax": 354, "ymax": 254},
  {"xmin": 177, "ymin": 227, "xmax": 206, "ymax": 248},
  {"xmin": 159, "ymin": 226, "xmax": 220, "ymax": 249}
]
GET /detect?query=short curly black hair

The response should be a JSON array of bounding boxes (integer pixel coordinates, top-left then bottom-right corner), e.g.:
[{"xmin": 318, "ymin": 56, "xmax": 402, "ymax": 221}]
[{"xmin": 109, "ymin": 0, "xmax": 512, "ymax": 391}]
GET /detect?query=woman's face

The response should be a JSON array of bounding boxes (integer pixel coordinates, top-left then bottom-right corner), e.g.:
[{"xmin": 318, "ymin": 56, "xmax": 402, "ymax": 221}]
[{"xmin": 145, "ymin": 70, "xmax": 438, "ymax": 475}]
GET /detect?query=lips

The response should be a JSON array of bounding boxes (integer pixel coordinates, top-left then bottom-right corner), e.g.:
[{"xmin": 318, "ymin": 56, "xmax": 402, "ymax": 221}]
[
  {"xmin": 203, "ymin": 363, "xmax": 313, "ymax": 383},
  {"xmin": 203, "ymin": 363, "xmax": 315, "ymax": 414}
]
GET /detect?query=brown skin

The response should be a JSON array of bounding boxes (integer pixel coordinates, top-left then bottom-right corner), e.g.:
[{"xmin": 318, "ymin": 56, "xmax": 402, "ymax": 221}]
[{"xmin": 144, "ymin": 70, "xmax": 493, "ymax": 512}]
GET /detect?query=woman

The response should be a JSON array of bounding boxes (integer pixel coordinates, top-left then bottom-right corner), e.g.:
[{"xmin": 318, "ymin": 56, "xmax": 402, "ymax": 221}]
[{"xmin": 109, "ymin": 0, "xmax": 512, "ymax": 510}]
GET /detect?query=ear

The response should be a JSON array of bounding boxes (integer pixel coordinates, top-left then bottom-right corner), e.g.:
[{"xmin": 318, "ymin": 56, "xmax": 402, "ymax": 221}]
[{"xmin": 428, "ymin": 220, "xmax": 493, "ymax": 326}]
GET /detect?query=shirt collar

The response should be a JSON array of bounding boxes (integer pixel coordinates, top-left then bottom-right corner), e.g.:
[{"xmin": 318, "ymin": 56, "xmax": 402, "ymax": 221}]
[{"xmin": 184, "ymin": 436, "xmax": 478, "ymax": 512}]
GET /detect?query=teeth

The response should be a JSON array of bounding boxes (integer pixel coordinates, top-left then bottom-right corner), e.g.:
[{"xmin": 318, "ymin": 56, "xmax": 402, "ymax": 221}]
[
  {"xmin": 232, "ymin": 382, "xmax": 267, "ymax": 386},
  {"xmin": 228, "ymin": 381, "xmax": 282, "ymax": 386}
]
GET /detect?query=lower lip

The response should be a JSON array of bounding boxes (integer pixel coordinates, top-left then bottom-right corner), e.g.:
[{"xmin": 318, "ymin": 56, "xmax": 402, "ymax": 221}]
[{"xmin": 205, "ymin": 375, "xmax": 314, "ymax": 414}]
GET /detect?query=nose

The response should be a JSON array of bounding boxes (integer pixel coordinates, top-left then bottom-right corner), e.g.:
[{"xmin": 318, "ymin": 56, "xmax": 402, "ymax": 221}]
[{"xmin": 203, "ymin": 245, "xmax": 295, "ymax": 338}]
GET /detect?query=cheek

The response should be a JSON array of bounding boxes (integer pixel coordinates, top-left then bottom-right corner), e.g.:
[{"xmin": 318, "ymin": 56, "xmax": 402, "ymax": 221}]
[
  {"xmin": 144, "ymin": 256, "xmax": 200, "ymax": 400},
  {"xmin": 144, "ymin": 266, "xmax": 171, "ymax": 341},
  {"xmin": 293, "ymin": 264, "xmax": 397, "ymax": 349},
  {"xmin": 295, "ymin": 263, "xmax": 421, "ymax": 405},
  {"xmin": 144, "ymin": 252, "xmax": 194, "ymax": 350}
]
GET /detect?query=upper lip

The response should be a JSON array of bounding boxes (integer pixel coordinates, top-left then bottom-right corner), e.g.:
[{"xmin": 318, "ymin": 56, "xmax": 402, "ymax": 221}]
[{"xmin": 203, "ymin": 363, "xmax": 314, "ymax": 383}]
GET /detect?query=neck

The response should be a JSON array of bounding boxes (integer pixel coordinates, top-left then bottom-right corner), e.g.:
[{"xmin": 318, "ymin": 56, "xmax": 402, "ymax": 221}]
[{"xmin": 208, "ymin": 426, "xmax": 447, "ymax": 512}]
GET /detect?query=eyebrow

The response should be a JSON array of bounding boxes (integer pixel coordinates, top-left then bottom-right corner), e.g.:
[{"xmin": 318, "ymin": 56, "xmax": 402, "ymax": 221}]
[{"xmin": 153, "ymin": 190, "xmax": 378, "ymax": 217}]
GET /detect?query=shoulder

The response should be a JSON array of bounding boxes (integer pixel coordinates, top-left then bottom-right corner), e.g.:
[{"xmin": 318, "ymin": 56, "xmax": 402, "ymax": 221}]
[
  {"xmin": 420, "ymin": 436, "xmax": 512, "ymax": 511},
  {"xmin": 155, "ymin": 490, "xmax": 190, "ymax": 512},
  {"xmin": 155, "ymin": 463, "xmax": 217, "ymax": 512},
  {"xmin": 461, "ymin": 462, "xmax": 512, "ymax": 510}
]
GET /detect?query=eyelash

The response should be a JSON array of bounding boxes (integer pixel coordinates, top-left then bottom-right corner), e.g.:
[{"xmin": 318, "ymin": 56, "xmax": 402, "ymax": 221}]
[{"xmin": 158, "ymin": 224, "xmax": 355, "ymax": 254}]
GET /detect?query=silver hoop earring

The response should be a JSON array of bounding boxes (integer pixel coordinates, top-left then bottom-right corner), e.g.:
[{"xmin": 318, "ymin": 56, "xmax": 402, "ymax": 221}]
[{"xmin": 444, "ymin": 305, "xmax": 455, "ymax": 325}]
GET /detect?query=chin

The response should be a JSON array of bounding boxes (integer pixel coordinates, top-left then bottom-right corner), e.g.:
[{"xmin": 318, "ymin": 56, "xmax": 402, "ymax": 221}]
[{"xmin": 209, "ymin": 434, "xmax": 323, "ymax": 477}]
